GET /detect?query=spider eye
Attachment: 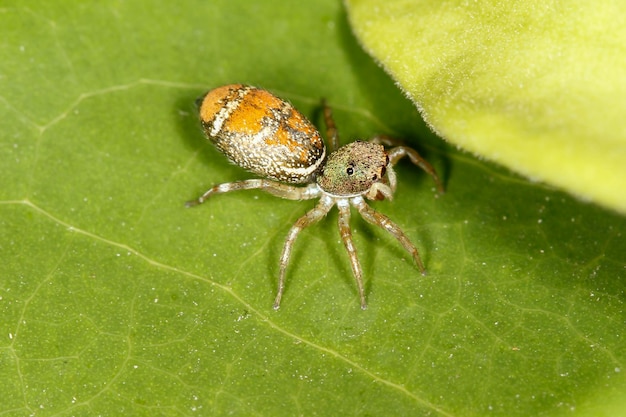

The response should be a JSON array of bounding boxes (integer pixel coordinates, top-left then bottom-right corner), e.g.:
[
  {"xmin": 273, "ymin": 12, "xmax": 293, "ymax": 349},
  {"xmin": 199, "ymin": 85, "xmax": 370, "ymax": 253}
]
[
  {"xmin": 346, "ymin": 165, "xmax": 355, "ymax": 175},
  {"xmin": 372, "ymin": 174, "xmax": 378, "ymax": 181}
]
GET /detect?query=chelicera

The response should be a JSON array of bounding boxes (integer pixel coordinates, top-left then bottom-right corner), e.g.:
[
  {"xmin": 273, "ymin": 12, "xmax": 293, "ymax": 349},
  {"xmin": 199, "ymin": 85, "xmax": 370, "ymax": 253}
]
[{"xmin": 187, "ymin": 84, "xmax": 444, "ymax": 310}]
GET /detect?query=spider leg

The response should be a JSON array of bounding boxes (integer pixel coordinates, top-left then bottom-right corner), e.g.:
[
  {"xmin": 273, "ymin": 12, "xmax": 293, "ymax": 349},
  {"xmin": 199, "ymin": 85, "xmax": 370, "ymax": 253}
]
[
  {"xmin": 352, "ymin": 196, "xmax": 426, "ymax": 275},
  {"xmin": 370, "ymin": 134, "xmax": 409, "ymax": 148},
  {"xmin": 186, "ymin": 179, "xmax": 320, "ymax": 207},
  {"xmin": 337, "ymin": 200, "xmax": 367, "ymax": 310},
  {"xmin": 274, "ymin": 195, "xmax": 335, "ymax": 309},
  {"xmin": 371, "ymin": 135, "xmax": 444, "ymax": 194},
  {"xmin": 322, "ymin": 99, "xmax": 339, "ymax": 152}
]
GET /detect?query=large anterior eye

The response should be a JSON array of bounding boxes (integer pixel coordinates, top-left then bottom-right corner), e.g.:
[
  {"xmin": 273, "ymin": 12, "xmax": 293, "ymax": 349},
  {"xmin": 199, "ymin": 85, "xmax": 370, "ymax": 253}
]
[{"xmin": 346, "ymin": 164, "xmax": 355, "ymax": 175}]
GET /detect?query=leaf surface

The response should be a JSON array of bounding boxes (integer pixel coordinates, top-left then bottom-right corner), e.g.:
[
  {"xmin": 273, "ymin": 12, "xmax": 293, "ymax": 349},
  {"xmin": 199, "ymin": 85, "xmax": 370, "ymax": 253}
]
[{"xmin": 1, "ymin": 1, "xmax": 625, "ymax": 416}]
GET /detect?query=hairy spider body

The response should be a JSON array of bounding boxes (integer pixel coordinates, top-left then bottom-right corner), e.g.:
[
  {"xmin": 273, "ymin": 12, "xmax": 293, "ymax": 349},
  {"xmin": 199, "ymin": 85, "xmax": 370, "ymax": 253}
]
[{"xmin": 188, "ymin": 84, "xmax": 443, "ymax": 310}]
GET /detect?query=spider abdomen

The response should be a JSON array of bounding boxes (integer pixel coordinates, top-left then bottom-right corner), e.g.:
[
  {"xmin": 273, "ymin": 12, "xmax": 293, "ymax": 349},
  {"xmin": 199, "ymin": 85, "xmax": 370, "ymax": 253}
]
[{"xmin": 197, "ymin": 84, "xmax": 326, "ymax": 184}]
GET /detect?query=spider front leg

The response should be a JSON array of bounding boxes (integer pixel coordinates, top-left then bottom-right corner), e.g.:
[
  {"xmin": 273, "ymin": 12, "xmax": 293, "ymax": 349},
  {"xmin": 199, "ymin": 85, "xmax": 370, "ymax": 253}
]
[
  {"xmin": 186, "ymin": 179, "xmax": 320, "ymax": 207},
  {"xmin": 352, "ymin": 196, "xmax": 427, "ymax": 275},
  {"xmin": 337, "ymin": 200, "xmax": 367, "ymax": 310},
  {"xmin": 371, "ymin": 135, "xmax": 445, "ymax": 194},
  {"xmin": 274, "ymin": 195, "xmax": 335, "ymax": 309}
]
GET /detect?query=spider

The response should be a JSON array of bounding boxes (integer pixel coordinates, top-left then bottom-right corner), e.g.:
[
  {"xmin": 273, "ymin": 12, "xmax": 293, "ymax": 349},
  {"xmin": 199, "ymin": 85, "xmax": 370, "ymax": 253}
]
[{"xmin": 186, "ymin": 84, "xmax": 444, "ymax": 310}]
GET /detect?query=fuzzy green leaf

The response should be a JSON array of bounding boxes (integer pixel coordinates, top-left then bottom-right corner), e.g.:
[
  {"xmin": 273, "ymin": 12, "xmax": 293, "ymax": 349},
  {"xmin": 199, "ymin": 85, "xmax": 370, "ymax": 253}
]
[{"xmin": 345, "ymin": 0, "xmax": 626, "ymax": 214}]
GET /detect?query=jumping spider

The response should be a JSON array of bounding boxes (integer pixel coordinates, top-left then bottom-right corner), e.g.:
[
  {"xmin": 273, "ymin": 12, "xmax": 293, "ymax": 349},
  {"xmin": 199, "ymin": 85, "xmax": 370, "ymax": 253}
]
[{"xmin": 187, "ymin": 84, "xmax": 444, "ymax": 309}]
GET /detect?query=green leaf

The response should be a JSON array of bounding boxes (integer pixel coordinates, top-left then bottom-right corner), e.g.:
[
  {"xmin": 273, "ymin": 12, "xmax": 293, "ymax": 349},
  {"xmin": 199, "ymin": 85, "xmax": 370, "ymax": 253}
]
[
  {"xmin": 1, "ymin": 1, "xmax": 625, "ymax": 416},
  {"xmin": 345, "ymin": 0, "xmax": 626, "ymax": 214}
]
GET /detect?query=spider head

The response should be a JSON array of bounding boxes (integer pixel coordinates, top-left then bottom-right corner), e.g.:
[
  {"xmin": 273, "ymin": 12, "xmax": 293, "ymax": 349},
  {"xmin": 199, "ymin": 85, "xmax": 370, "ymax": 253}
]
[{"xmin": 316, "ymin": 141, "xmax": 392, "ymax": 200}]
